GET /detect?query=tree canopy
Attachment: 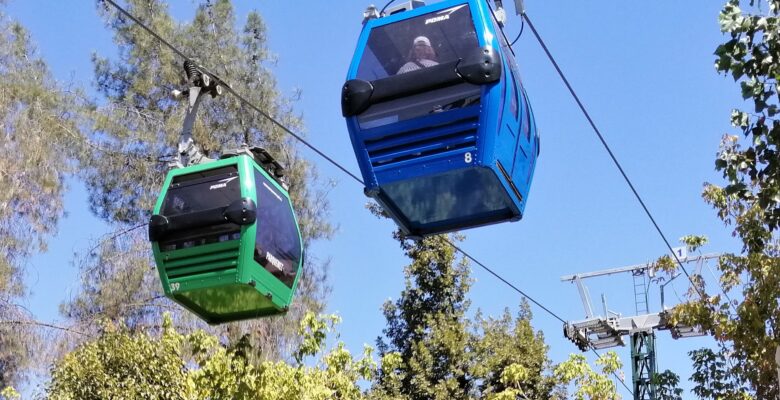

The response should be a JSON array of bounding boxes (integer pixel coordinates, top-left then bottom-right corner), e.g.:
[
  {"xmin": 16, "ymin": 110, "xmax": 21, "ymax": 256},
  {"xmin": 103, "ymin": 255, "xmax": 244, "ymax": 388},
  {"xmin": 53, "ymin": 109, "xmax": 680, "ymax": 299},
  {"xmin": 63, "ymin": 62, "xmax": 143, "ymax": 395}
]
[
  {"xmin": 665, "ymin": 0, "xmax": 780, "ymax": 398},
  {"xmin": 47, "ymin": 313, "xmax": 374, "ymax": 400},
  {"xmin": 369, "ymin": 207, "xmax": 619, "ymax": 400},
  {"xmin": 0, "ymin": 3, "xmax": 85, "ymax": 388}
]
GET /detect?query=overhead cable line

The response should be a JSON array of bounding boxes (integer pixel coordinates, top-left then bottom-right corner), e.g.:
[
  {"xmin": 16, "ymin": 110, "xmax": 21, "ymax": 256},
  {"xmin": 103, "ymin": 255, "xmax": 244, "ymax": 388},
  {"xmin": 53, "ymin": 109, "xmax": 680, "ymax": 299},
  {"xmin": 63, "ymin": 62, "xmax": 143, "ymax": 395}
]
[
  {"xmin": 521, "ymin": 13, "xmax": 736, "ymax": 312},
  {"xmin": 101, "ymin": 0, "xmax": 364, "ymax": 186},
  {"xmin": 445, "ymin": 239, "xmax": 566, "ymax": 324}
]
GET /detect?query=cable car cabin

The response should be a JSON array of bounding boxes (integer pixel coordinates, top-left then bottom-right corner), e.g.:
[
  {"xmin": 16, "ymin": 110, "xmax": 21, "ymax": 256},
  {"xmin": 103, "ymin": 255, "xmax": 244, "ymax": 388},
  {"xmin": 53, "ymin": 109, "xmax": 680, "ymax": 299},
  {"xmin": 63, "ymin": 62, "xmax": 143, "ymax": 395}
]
[
  {"xmin": 342, "ymin": 0, "xmax": 540, "ymax": 237},
  {"xmin": 148, "ymin": 150, "xmax": 303, "ymax": 324}
]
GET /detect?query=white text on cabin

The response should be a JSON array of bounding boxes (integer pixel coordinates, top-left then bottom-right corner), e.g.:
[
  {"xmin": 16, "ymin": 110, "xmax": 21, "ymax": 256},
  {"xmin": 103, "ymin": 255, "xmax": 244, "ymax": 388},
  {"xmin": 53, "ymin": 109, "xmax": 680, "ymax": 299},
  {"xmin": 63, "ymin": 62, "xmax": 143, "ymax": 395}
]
[{"xmin": 425, "ymin": 15, "xmax": 449, "ymax": 24}]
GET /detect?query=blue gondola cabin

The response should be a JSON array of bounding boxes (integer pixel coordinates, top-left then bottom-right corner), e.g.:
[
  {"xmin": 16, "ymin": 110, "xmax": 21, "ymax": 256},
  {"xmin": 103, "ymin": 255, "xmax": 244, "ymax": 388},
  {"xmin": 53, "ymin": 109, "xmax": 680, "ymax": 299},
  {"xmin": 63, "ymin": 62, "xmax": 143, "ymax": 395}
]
[{"xmin": 342, "ymin": 0, "xmax": 540, "ymax": 237}]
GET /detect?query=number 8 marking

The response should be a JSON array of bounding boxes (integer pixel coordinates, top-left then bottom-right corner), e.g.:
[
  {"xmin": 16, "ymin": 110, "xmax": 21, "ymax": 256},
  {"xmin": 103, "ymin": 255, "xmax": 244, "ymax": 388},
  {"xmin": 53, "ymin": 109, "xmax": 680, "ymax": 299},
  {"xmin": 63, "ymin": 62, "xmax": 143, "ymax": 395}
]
[{"xmin": 464, "ymin": 152, "xmax": 472, "ymax": 163}]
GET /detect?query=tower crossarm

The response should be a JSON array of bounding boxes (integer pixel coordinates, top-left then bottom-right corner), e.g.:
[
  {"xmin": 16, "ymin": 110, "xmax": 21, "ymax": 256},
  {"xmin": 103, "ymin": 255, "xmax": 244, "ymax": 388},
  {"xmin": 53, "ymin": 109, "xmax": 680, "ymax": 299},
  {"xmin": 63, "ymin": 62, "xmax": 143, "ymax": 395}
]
[
  {"xmin": 656, "ymin": 310, "xmax": 706, "ymax": 339},
  {"xmin": 560, "ymin": 253, "xmax": 722, "ymax": 283},
  {"xmin": 563, "ymin": 313, "xmax": 675, "ymax": 351}
]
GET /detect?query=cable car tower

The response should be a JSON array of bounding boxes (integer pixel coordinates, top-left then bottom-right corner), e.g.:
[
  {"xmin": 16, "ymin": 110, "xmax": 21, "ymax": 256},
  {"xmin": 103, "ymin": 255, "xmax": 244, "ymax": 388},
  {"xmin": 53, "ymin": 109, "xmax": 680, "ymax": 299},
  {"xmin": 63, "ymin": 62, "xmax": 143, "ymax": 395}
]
[{"xmin": 561, "ymin": 249, "xmax": 720, "ymax": 400}]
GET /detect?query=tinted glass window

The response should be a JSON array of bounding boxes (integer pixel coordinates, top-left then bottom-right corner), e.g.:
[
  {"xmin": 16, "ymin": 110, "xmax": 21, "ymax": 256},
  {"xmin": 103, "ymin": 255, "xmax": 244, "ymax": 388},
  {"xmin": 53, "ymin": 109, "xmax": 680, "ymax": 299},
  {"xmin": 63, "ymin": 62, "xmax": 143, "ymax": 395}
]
[
  {"xmin": 509, "ymin": 68, "xmax": 518, "ymax": 119},
  {"xmin": 357, "ymin": 4, "xmax": 479, "ymax": 80},
  {"xmin": 159, "ymin": 166, "xmax": 242, "ymax": 250},
  {"xmin": 254, "ymin": 170, "xmax": 301, "ymax": 288},
  {"xmin": 162, "ymin": 166, "xmax": 240, "ymax": 216},
  {"xmin": 382, "ymin": 167, "xmax": 513, "ymax": 230},
  {"xmin": 522, "ymin": 89, "xmax": 531, "ymax": 141},
  {"xmin": 492, "ymin": 17, "xmax": 520, "ymax": 122}
]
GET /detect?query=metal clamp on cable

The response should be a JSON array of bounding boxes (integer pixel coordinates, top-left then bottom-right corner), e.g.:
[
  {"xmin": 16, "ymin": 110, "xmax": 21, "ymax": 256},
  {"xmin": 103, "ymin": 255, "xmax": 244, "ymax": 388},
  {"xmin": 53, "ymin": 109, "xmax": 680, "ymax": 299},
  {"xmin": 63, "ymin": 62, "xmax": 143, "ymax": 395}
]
[{"xmin": 169, "ymin": 60, "xmax": 226, "ymax": 168}]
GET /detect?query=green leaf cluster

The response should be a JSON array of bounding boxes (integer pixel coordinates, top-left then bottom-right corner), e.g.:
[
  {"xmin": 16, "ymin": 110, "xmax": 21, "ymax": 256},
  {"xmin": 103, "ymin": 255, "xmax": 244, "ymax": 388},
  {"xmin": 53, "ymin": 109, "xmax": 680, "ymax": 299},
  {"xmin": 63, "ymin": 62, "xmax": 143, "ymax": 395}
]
[
  {"xmin": 651, "ymin": 370, "xmax": 683, "ymax": 400},
  {"xmin": 665, "ymin": 2, "xmax": 780, "ymax": 397},
  {"xmin": 688, "ymin": 348, "xmax": 753, "ymax": 400},
  {"xmin": 0, "ymin": 387, "xmax": 19, "ymax": 400},
  {"xmin": 713, "ymin": 0, "xmax": 780, "ymax": 233},
  {"xmin": 48, "ymin": 313, "xmax": 374, "ymax": 400},
  {"xmin": 552, "ymin": 352, "xmax": 622, "ymax": 400}
]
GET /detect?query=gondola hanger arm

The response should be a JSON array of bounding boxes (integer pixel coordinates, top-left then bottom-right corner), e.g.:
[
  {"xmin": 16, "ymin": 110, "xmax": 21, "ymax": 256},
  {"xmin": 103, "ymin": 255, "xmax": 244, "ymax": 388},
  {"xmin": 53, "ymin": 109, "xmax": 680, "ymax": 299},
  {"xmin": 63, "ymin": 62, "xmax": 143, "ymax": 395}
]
[
  {"xmin": 170, "ymin": 60, "xmax": 224, "ymax": 168},
  {"xmin": 514, "ymin": 0, "xmax": 525, "ymax": 15}
]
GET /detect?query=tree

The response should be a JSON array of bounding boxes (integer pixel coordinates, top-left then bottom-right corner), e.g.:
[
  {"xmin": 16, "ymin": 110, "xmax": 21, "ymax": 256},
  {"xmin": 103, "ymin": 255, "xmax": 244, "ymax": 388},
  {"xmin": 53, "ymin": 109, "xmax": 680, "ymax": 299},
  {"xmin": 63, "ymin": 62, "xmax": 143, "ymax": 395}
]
[
  {"xmin": 666, "ymin": 0, "xmax": 780, "ymax": 398},
  {"xmin": 367, "ymin": 203, "xmax": 636, "ymax": 399},
  {"xmin": 688, "ymin": 348, "xmax": 750, "ymax": 400},
  {"xmin": 652, "ymin": 370, "xmax": 684, "ymax": 400},
  {"xmin": 0, "ymin": 2, "xmax": 85, "ymax": 388},
  {"xmin": 472, "ymin": 305, "xmax": 560, "ymax": 399},
  {"xmin": 47, "ymin": 313, "xmax": 374, "ymax": 400},
  {"xmin": 550, "ymin": 352, "xmax": 622, "ymax": 400},
  {"xmin": 61, "ymin": 0, "xmax": 333, "ymax": 361},
  {"xmin": 372, "ymin": 232, "xmax": 477, "ymax": 399},
  {"xmin": 368, "ymin": 207, "xmax": 563, "ymax": 399}
]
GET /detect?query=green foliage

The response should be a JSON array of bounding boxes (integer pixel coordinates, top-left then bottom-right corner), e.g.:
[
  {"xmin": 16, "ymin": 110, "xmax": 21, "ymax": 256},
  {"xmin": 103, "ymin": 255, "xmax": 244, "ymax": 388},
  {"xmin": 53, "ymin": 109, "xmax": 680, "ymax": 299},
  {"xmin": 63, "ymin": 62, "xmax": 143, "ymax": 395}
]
[
  {"xmin": 712, "ymin": 0, "xmax": 780, "ymax": 235},
  {"xmin": 48, "ymin": 313, "xmax": 372, "ymax": 400},
  {"xmin": 294, "ymin": 313, "xmax": 341, "ymax": 364},
  {"xmin": 368, "ymin": 208, "xmax": 631, "ymax": 399},
  {"xmin": 688, "ymin": 348, "xmax": 750, "ymax": 400},
  {"xmin": 62, "ymin": 0, "xmax": 333, "ymax": 361},
  {"xmin": 552, "ymin": 352, "xmax": 622, "ymax": 400},
  {"xmin": 61, "ymin": 228, "xmax": 161, "ymax": 327},
  {"xmin": 680, "ymin": 235, "xmax": 709, "ymax": 252},
  {"xmin": 652, "ymin": 370, "xmax": 683, "ymax": 400},
  {"xmin": 666, "ymin": 1, "xmax": 780, "ymax": 398},
  {"xmin": 368, "ymin": 220, "xmax": 563, "ymax": 398},
  {"xmin": 472, "ymin": 305, "xmax": 560, "ymax": 399},
  {"xmin": 48, "ymin": 317, "xmax": 192, "ymax": 399},
  {"xmin": 0, "ymin": 387, "xmax": 19, "ymax": 400},
  {"xmin": 373, "ymin": 233, "xmax": 477, "ymax": 400}
]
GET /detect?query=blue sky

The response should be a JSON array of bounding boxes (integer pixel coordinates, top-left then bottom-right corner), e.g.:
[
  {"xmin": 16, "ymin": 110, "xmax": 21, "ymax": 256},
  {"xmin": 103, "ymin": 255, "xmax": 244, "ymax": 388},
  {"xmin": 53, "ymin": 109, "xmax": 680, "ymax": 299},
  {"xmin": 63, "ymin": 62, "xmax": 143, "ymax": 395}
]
[{"xmin": 8, "ymin": 0, "xmax": 742, "ymax": 397}]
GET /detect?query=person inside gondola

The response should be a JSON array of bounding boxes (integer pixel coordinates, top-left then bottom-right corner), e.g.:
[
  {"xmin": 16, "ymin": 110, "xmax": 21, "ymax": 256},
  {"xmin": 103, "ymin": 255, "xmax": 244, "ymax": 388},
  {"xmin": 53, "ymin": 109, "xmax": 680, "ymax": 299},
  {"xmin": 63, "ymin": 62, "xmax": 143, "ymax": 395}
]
[{"xmin": 397, "ymin": 36, "xmax": 439, "ymax": 74}]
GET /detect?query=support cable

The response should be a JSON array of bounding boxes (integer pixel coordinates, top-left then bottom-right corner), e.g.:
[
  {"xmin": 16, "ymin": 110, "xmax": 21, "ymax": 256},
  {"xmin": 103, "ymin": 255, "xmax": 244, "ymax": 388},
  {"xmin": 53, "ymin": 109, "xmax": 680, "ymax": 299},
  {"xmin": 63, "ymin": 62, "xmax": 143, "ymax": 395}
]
[
  {"xmin": 510, "ymin": 17, "xmax": 525, "ymax": 47},
  {"xmin": 521, "ymin": 13, "xmax": 737, "ymax": 313},
  {"xmin": 521, "ymin": 12, "xmax": 739, "ymax": 390},
  {"xmin": 101, "ymin": 0, "xmax": 364, "ymax": 185},
  {"xmin": 445, "ymin": 238, "xmax": 566, "ymax": 324}
]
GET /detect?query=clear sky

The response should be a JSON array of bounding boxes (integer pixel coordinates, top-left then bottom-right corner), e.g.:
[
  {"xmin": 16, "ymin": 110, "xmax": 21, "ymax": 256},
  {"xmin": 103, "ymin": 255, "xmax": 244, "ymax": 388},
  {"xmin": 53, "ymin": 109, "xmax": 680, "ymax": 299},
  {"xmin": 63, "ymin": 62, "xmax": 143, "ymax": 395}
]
[{"xmin": 7, "ymin": 0, "xmax": 743, "ymax": 397}]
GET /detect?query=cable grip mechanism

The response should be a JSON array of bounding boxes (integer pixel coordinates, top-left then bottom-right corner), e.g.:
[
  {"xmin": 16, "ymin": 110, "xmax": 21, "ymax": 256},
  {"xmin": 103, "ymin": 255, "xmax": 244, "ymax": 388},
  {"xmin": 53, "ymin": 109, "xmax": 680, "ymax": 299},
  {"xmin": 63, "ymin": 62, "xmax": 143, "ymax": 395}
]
[{"xmin": 169, "ymin": 60, "xmax": 225, "ymax": 168}]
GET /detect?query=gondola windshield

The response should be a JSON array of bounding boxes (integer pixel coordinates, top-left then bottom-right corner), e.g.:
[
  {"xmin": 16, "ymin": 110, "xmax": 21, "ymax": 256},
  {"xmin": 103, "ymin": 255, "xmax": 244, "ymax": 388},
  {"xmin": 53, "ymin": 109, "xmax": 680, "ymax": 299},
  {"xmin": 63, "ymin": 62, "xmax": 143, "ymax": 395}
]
[
  {"xmin": 357, "ymin": 4, "xmax": 478, "ymax": 80},
  {"xmin": 159, "ymin": 166, "xmax": 242, "ymax": 250},
  {"xmin": 356, "ymin": 4, "xmax": 482, "ymax": 129},
  {"xmin": 162, "ymin": 167, "xmax": 240, "ymax": 216},
  {"xmin": 254, "ymin": 170, "xmax": 301, "ymax": 288}
]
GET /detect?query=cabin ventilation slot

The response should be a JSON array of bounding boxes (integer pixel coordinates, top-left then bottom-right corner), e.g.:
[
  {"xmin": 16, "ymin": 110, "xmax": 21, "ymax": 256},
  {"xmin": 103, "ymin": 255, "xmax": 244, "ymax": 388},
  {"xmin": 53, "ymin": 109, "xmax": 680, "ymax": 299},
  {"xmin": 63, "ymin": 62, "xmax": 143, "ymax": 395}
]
[
  {"xmin": 365, "ymin": 114, "xmax": 479, "ymax": 168},
  {"xmin": 162, "ymin": 241, "xmax": 240, "ymax": 279}
]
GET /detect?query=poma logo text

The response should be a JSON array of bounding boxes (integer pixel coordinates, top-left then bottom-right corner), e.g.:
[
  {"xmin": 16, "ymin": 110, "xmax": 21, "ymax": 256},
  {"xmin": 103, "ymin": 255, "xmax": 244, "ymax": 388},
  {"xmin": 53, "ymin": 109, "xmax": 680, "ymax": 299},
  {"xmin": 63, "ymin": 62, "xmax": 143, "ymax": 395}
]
[{"xmin": 425, "ymin": 14, "xmax": 449, "ymax": 24}]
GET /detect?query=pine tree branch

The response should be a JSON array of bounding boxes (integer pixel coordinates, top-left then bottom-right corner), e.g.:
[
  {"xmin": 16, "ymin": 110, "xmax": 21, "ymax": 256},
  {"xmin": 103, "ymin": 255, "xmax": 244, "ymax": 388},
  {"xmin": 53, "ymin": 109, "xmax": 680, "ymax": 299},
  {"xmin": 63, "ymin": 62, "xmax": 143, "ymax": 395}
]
[{"xmin": 0, "ymin": 319, "xmax": 91, "ymax": 337}]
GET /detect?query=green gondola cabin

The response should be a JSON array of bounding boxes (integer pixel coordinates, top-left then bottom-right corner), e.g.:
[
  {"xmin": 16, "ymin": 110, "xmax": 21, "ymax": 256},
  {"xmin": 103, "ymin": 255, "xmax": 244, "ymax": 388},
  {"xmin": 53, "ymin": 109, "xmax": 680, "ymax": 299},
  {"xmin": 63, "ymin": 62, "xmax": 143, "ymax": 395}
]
[{"xmin": 149, "ymin": 149, "xmax": 303, "ymax": 324}]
